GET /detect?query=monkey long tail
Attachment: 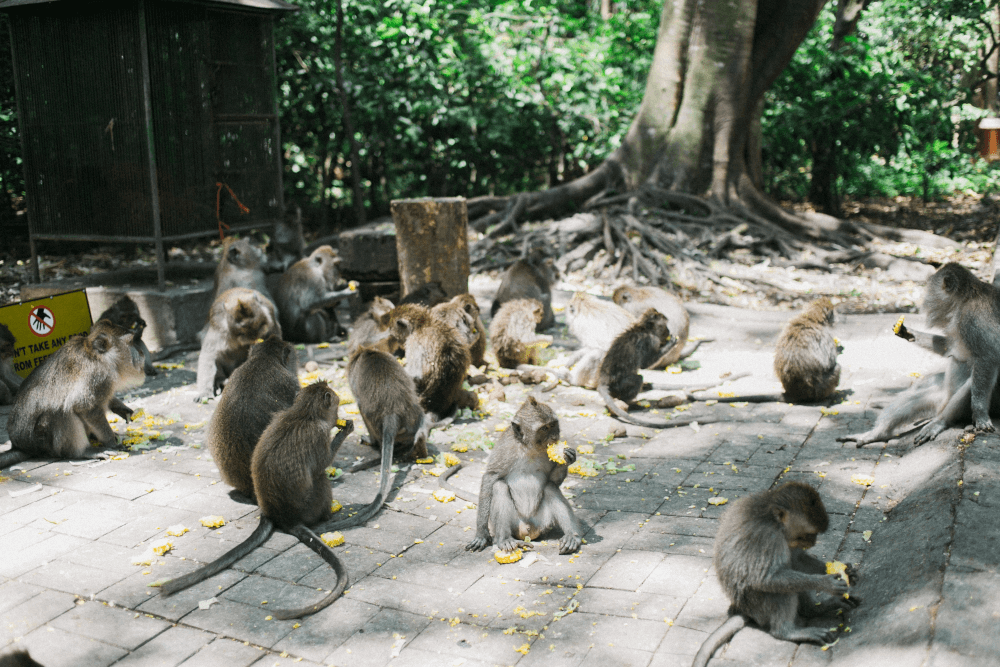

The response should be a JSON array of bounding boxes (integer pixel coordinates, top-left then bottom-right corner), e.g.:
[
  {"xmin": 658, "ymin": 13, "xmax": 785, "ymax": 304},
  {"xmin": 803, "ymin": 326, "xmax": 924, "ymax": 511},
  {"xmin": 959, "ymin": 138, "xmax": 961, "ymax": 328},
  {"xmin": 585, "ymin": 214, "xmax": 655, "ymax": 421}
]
[
  {"xmin": 648, "ymin": 371, "xmax": 752, "ymax": 393},
  {"xmin": 691, "ymin": 615, "xmax": 745, "ymax": 667},
  {"xmin": 160, "ymin": 517, "xmax": 275, "ymax": 596},
  {"xmin": 0, "ymin": 448, "xmax": 28, "ymax": 470},
  {"xmin": 272, "ymin": 524, "xmax": 349, "ymax": 620},
  {"xmin": 438, "ymin": 464, "xmax": 477, "ymax": 503},
  {"xmin": 597, "ymin": 385, "xmax": 722, "ymax": 429},
  {"xmin": 322, "ymin": 414, "xmax": 397, "ymax": 531},
  {"xmin": 677, "ymin": 338, "xmax": 712, "ymax": 361},
  {"xmin": 687, "ymin": 393, "xmax": 785, "ymax": 404}
]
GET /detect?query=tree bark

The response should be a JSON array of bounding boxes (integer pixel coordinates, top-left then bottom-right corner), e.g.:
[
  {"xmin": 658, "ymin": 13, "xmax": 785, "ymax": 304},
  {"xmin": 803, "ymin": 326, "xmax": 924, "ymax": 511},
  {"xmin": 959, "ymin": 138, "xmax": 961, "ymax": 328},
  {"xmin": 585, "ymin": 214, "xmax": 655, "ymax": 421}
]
[{"xmin": 392, "ymin": 197, "xmax": 471, "ymax": 298}]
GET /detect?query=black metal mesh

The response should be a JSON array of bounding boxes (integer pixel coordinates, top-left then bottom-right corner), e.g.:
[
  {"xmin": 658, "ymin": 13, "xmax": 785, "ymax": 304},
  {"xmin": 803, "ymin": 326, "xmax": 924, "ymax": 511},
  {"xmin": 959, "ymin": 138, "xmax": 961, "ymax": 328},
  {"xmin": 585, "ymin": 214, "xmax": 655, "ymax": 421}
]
[{"xmin": 6, "ymin": 0, "xmax": 284, "ymax": 243}]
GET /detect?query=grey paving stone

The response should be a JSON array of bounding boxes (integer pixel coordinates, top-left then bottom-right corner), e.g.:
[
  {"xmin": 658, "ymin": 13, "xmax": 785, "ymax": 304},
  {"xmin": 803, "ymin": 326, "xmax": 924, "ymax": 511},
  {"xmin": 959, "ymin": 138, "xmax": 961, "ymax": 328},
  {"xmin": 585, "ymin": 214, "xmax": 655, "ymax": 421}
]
[
  {"xmin": 343, "ymin": 573, "xmax": 462, "ymax": 619},
  {"xmin": 222, "ymin": 573, "xmax": 338, "ymax": 613},
  {"xmin": 573, "ymin": 588, "xmax": 684, "ymax": 622},
  {"xmin": 106, "ymin": 626, "xmax": 216, "ymax": 667},
  {"xmin": 16, "ymin": 626, "xmax": 127, "ymax": 667},
  {"xmin": 181, "ymin": 598, "xmax": 296, "ymax": 648},
  {"xmin": 298, "ymin": 544, "xmax": 395, "ymax": 591},
  {"xmin": 252, "ymin": 542, "xmax": 328, "ymax": 583},
  {"xmin": 0, "ymin": 579, "xmax": 45, "ymax": 615},
  {"xmin": 408, "ymin": 618, "xmax": 532, "ymax": 664},
  {"xmin": 651, "ymin": 625, "xmax": 709, "ymax": 657},
  {"xmin": 718, "ymin": 625, "xmax": 797, "ymax": 664},
  {"xmin": 323, "ymin": 608, "xmax": 432, "ymax": 667},
  {"xmin": 50, "ymin": 601, "xmax": 169, "ymax": 650},
  {"xmin": 579, "ymin": 645, "xmax": 653, "ymax": 667},
  {"xmin": 587, "ymin": 550, "xmax": 664, "ymax": 591},
  {"xmin": 637, "ymin": 555, "xmax": 713, "ymax": 598},
  {"xmin": 0, "ymin": 533, "xmax": 90, "ymax": 578},
  {"xmin": 381, "ymin": 646, "xmax": 498, "ymax": 667},
  {"xmin": 271, "ymin": 597, "xmax": 380, "ymax": 664},
  {"xmin": 99, "ymin": 507, "xmax": 197, "ymax": 549},
  {"xmin": 450, "ymin": 574, "xmax": 536, "ymax": 625},
  {"xmin": 372, "ymin": 554, "xmax": 484, "ymax": 593},
  {"xmin": 0, "ymin": 590, "xmax": 77, "ymax": 644},
  {"xmin": 548, "ymin": 610, "xmax": 669, "ymax": 653},
  {"xmin": 0, "ymin": 489, "xmax": 83, "ymax": 537},
  {"xmin": 21, "ymin": 558, "xmax": 131, "ymax": 597},
  {"xmin": 176, "ymin": 637, "xmax": 265, "ymax": 667},
  {"xmin": 137, "ymin": 568, "xmax": 246, "ymax": 621}
]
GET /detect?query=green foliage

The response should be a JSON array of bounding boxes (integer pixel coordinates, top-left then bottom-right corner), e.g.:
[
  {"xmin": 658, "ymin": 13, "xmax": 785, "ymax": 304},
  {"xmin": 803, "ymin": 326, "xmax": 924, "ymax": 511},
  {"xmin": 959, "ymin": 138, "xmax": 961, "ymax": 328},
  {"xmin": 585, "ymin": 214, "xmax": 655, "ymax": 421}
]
[
  {"xmin": 762, "ymin": 0, "xmax": 1000, "ymax": 203},
  {"xmin": 275, "ymin": 0, "xmax": 658, "ymax": 221}
]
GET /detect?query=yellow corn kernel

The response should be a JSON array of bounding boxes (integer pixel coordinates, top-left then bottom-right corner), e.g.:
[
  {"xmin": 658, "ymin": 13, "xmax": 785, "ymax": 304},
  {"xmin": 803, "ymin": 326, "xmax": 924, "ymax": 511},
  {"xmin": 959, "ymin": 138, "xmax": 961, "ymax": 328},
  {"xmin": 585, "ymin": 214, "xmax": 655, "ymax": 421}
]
[
  {"xmin": 416, "ymin": 457, "xmax": 434, "ymax": 465},
  {"xmin": 495, "ymin": 549, "xmax": 523, "ymax": 564},
  {"xmin": 165, "ymin": 525, "xmax": 188, "ymax": 537},
  {"xmin": 152, "ymin": 539, "xmax": 173, "ymax": 556},
  {"xmin": 321, "ymin": 532, "xmax": 345, "ymax": 547},
  {"xmin": 443, "ymin": 453, "xmax": 461, "ymax": 467},
  {"xmin": 200, "ymin": 515, "xmax": 225, "ymax": 528},
  {"xmin": 826, "ymin": 560, "xmax": 850, "ymax": 598},
  {"xmin": 568, "ymin": 461, "xmax": 597, "ymax": 477},
  {"xmin": 707, "ymin": 497, "xmax": 728, "ymax": 506},
  {"xmin": 433, "ymin": 488, "xmax": 456, "ymax": 503},
  {"xmin": 451, "ymin": 443, "xmax": 469, "ymax": 453},
  {"xmin": 547, "ymin": 441, "xmax": 567, "ymax": 464},
  {"xmin": 851, "ymin": 474, "xmax": 874, "ymax": 486},
  {"xmin": 330, "ymin": 499, "xmax": 343, "ymax": 513},
  {"xmin": 893, "ymin": 315, "xmax": 905, "ymax": 334},
  {"xmin": 577, "ymin": 444, "xmax": 594, "ymax": 455},
  {"xmin": 336, "ymin": 419, "xmax": 347, "ymax": 428}
]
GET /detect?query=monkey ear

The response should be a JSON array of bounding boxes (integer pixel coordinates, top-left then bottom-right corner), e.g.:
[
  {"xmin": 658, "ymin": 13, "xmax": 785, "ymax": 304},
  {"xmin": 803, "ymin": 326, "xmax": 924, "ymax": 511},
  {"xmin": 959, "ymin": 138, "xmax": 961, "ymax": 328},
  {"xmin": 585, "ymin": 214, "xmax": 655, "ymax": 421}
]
[
  {"xmin": 510, "ymin": 421, "xmax": 523, "ymax": 441},
  {"xmin": 772, "ymin": 506, "xmax": 788, "ymax": 524},
  {"xmin": 323, "ymin": 390, "xmax": 334, "ymax": 409},
  {"xmin": 92, "ymin": 333, "xmax": 112, "ymax": 354},
  {"xmin": 526, "ymin": 396, "xmax": 537, "ymax": 406},
  {"xmin": 394, "ymin": 318, "xmax": 411, "ymax": 336}
]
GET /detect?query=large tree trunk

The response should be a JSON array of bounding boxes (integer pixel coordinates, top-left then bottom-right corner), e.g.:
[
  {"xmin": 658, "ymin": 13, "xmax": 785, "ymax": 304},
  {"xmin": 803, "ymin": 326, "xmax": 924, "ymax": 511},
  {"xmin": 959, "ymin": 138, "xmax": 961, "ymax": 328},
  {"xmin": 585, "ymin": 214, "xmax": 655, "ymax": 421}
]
[{"xmin": 470, "ymin": 0, "xmax": 843, "ymax": 242}]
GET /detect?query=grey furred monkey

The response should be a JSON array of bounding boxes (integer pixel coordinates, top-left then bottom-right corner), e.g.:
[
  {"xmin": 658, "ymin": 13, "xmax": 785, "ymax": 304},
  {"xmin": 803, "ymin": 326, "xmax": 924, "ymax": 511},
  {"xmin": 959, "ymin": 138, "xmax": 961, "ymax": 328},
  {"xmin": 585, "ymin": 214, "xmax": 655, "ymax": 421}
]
[
  {"xmin": 161, "ymin": 382, "xmax": 354, "ymax": 620},
  {"xmin": 96, "ymin": 295, "xmax": 158, "ymax": 376},
  {"xmin": 613, "ymin": 284, "xmax": 694, "ymax": 367},
  {"xmin": 207, "ymin": 336, "xmax": 300, "ymax": 501},
  {"xmin": 692, "ymin": 482, "xmax": 858, "ymax": 667},
  {"xmin": 491, "ymin": 251, "xmax": 559, "ymax": 331},
  {"xmin": 2, "ymin": 321, "xmax": 145, "ymax": 469},
  {"xmin": 465, "ymin": 396, "xmax": 584, "ymax": 555},
  {"xmin": 273, "ymin": 245, "xmax": 353, "ymax": 343}
]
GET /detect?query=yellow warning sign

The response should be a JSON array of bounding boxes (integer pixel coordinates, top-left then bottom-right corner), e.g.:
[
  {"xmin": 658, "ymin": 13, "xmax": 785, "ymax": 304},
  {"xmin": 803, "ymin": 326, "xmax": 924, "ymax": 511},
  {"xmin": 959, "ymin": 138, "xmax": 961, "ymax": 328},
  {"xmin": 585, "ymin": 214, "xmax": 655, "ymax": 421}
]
[{"xmin": 0, "ymin": 290, "xmax": 93, "ymax": 378}]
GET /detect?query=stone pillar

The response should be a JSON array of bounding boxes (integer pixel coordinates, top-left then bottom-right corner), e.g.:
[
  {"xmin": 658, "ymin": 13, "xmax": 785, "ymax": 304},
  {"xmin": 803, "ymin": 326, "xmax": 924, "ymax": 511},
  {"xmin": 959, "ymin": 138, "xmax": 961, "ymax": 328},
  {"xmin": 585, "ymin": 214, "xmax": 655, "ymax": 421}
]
[{"xmin": 391, "ymin": 197, "xmax": 470, "ymax": 298}]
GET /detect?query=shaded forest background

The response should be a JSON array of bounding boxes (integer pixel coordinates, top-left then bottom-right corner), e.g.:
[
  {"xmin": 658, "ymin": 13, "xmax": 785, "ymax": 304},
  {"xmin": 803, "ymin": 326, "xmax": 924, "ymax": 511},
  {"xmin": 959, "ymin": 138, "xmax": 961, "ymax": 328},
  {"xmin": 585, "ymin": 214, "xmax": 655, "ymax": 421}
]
[{"xmin": 0, "ymin": 0, "xmax": 998, "ymax": 232}]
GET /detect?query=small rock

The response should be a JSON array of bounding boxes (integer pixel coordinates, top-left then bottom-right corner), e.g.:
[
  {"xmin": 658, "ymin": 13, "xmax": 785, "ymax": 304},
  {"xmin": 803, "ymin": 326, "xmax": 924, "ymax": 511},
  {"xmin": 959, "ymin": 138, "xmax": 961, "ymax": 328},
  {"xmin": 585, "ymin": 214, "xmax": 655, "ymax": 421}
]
[
  {"xmin": 608, "ymin": 424, "xmax": 627, "ymax": 439},
  {"xmin": 519, "ymin": 368, "xmax": 549, "ymax": 385},
  {"xmin": 304, "ymin": 360, "xmax": 319, "ymax": 373},
  {"xmin": 488, "ymin": 386, "xmax": 507, "ymax": 403},
  {"xmin": 468, "ymin": 374, "xmax": 490, "ymax": 386},
  {"xmin": 499, "ymin": 375, "xmax": 520, "ymax": 386},
  {"xmin": 655, "ymin": 393, "xmax": 687, "ymax": 409},
  {"xmin": 613, "ymin": 399, "xmax": 629, "ymax": 413}
]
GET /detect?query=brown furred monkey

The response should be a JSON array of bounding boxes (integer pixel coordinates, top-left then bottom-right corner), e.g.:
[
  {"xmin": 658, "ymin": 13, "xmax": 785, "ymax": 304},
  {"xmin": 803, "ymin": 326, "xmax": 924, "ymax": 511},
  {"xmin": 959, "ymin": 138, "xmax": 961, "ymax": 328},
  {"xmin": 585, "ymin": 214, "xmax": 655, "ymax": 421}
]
[
  {"xmin": 489, "ymin": 298, "xmax": 553, "ymax": 369},
  {"xmin": 96, "ymin": 295, "xmax": 157, "ymax": 376},
  {"xmin": 347, "ymin": 296, "xmax": 395, "ymax": 354},
  {"xmin": 491, "ymin": 251, "xmax": 560, "ymax": 331},
  {"xmin": 2, "ymin": 321, "xmax": 145, "ymax": 469},
  {"xmin": 212, "ymin": 236, "xmax": 273, "ymax": 303},
  {"xmin": 612, "ymin": 285, "xmax": 693, "ymax": 367},
  {"xmin": 692, "ymin": 482, "xmax": 858, "ymax": 667},
  {"xmin": 195, "ymin": 288, "xmax": 281, "ymax": 402},
  {"xmin": 378, "ymin": 303, "xmax": 478, "ymax": 422},
  {"xmin": 207, "ymin": 336, "xmax": 300, "ymax": 501},
  {"xmin": 0, "ymin": 323, "xmax": 23, "ymax": 405},
  {"xmin": 274, "ymin": 245, "xmax": 353, "ymax": 343},
  {"xmin": 318, "ymin": 346, "xmax": 430, "ymax": 531},
  {"xmin": 544, "ymin": 291, "xmax": 635, "ymax": 389},
  {"xmin": 465, "ymin": 396, "xmax": 585, "ymax": 554},
  {"xmin": 432, "ymin": 294, "xmax": 487, "ymax": 368},
  {"xmin": 161, "ymin": 382, "xmax": 354, "ymax": 620}
]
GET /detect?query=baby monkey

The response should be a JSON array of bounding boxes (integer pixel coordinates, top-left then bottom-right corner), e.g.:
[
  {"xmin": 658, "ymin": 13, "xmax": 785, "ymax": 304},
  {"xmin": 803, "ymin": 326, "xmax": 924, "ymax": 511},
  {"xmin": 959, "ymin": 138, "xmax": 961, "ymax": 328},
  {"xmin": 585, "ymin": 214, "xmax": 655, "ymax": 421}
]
[
  {"xmin": 465, "ymin": 396, "xmax": 585, "ymax": 555},
  {"xmin": 489, "ymin": 298, "xmax": 553, "ymax": 369},
  {"xmin": 693, "ymin": 482, "xmax": 858, "ymax": 666},
  {"xmin": 162, "ymin": 382, "xmax": 354, "ymax": 620}
]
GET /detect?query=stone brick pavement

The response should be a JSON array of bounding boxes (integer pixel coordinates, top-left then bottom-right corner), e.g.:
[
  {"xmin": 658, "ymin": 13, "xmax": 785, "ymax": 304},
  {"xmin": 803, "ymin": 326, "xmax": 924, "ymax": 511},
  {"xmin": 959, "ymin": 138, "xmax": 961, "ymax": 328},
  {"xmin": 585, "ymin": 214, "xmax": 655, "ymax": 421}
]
[{"xmin": 1, "ymin": 296, "xmax": 997, "ymax": 667}]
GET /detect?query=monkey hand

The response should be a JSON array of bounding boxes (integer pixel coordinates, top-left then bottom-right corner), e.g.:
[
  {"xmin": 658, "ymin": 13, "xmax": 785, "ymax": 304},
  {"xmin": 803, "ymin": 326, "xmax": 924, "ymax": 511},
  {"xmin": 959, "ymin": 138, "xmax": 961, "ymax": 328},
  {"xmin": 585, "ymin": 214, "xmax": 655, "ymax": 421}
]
[
  {"xmin": 558, "ymin": 533, "xmax": 581, "ymax": 554},
  {"xmin": 465, "ymin": 533, "xmax": 491, "ymax": 552},
  {"xmin": 562, "ymin": 447, "xmax": 577, "ymax": 466},
  {"xmin": 822, "ymin": 573, "xmax": 850, "ymax": 596}
]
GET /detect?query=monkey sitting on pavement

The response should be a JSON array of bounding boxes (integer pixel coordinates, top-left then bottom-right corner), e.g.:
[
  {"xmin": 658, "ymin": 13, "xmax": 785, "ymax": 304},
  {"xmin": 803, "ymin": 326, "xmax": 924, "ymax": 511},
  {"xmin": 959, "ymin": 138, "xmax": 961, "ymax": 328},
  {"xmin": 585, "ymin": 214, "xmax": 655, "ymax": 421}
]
[
  {"xmin": 491, "ymin": 250, "xmax": 560, "ymax": 331},
  {"xmin": 613, "ymin": 284, "xmax": 701, "ymax": 367},
  {"xmin": 96, "ymin": 295, "xmax": 158, "ymax": 376},
  {"xmin": 207, "ymin": 336, "xmax": 300, "ymax": 502},
  {"xmin": 347, "ymin": 296, "xmax": 395, "ymax": 354},
  {"xmin": 212, "ymin": 236, "xmax": 273, "ymax": 304},
  {"xmin": 162, "ymin": 382, "xmax": 354, "ymax": 619},
  {"xmin": 1, "ymin": 321, "xmax": 145, "ymax": 469},
  {"xmin": 195, "ymin": 287, "xmax": 281, "ymax": 402},
  {"xmin": 692, "ymin": 482, "xmax": 858, "ymax": 667},
  {"xmin": 465, "ymin": 396, "xmax": 585, "ymax": 555},
  {"xmin": 266, "ymin": 206, "xmax": 306, "ymax": 272},
  {"xmin": 273, "ymin": 245, "xmax": 353, "ymax": 343},
  {"xmin": 376, "ymin": 303, "xmax": 478, "ymax": 423},
  {"xmin": 432, "ymin": 294, "xmax": 487, "ymax": 368},
  {"xmin": 489, "ymin": 299, "xmax": 553, "ymax": 369},
  {"xmin": 318, "ymin": 346, "xmax": 430, "ymax": 532},
  {"xmin": 0, "ymin": 323, "xmax": 23, "ymax": 405}
]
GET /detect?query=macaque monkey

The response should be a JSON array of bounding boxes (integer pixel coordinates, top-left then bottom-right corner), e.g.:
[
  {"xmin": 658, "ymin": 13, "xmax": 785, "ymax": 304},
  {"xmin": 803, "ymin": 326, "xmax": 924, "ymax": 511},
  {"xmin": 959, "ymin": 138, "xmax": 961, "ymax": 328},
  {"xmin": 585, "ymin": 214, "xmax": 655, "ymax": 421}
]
[
  {"xmin": 465, "ymin": 397, "xmax": 585, "ymax": 555},
  {"xmin": 491, "ymin": 251, "xmax": 560, "ymax": 331},
  {"xmin": 612, "ymin": 285, "xmax": 694, "ymax": 367},
  {"xmin": 96, "ymin": 295, "xmax": 157, "ymax": 376},
  {"xmin": 0, "ymin": 650, "xmax": 43, "ymax": 667},
  {"xmin": 0, "ymin": 323, "xmax": 23, "ymax": 405},
  {"xmin": 549, "ymin": 292, "xmax": 635, "ymax": 388},
  {"xmin": 319, "ymin": 346, "xmax": 430, "ymax": 531},
  {"xmin": 195, "ymin": 288, "xmax": 281, "ymax": 402},
  {"xmin": 432, "ymin": 294, "xmax": 487, "ymax": 368},
  {"xmin": 274, "ymin": 245, "xmax": 353, "ymax": 342},
  {"xmin": 400, "ymin": 281, "xmax": 448, "ymax": 308},
  {"xmin": 489, "ymin": 299, "xmax": 553, "ymax": 369},
  {"xmin": 2, "ymin": 321, "xmax": 145, "ymax": 469},
  {"xmin": 348, "ymin": 296, "xmax": 395, "ymax": 353},
  {"xmin": 162, "ymin": 382, "xmax": 354, "ymax": 620},
  {"xmin": 377, "ymin": 304, "xmax": 477, "ymax": 422},
  {"xmin": 267, "ymin": 205, "xmax": 306, "ymax": 272},
  {"xmin": 213, "ymin": 236, "xmax": 272, "ymax": 304},
  {"xmin": 208, "ymin": 336, "xmax": 300, "ymax": 501},
  {"xmin": 693, "ymin": 482, "xmax": 858, "ymax": 666}
]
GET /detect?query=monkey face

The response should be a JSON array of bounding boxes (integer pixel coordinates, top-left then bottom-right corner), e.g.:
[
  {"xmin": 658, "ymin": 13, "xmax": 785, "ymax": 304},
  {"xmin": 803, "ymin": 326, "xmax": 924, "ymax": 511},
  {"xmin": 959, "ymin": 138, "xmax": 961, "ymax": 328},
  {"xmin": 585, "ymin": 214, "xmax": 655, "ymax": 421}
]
[{"xmin": 225, "ymin": 238, "xmax": 264, "ymax": 269}]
